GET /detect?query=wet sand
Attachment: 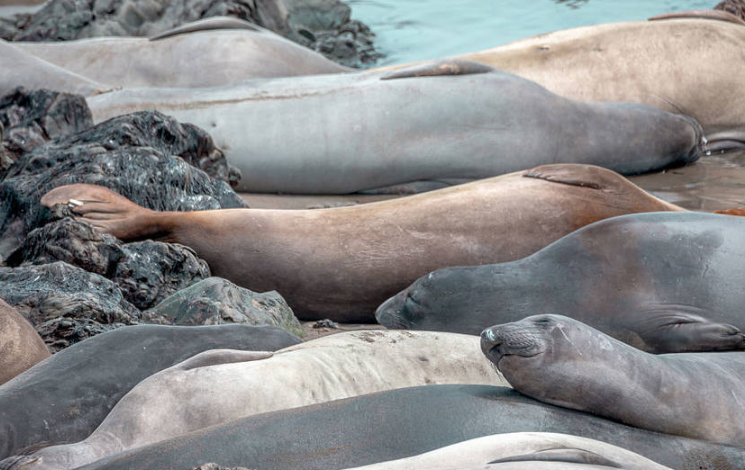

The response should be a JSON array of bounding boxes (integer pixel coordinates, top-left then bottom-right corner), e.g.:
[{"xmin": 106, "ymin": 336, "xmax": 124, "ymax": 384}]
[{"xmin": 243, "ymin": 151, "xmax": 745, "ymax": 213}]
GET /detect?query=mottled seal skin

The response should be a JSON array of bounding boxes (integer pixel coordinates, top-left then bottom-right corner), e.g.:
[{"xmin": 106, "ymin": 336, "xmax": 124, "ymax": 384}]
[
  {"xmin": 0, "ymin": 324, "xmax": 300, "ymax": 460},
  {"xmin": 345, "ymin": 432, "xmax": 672, "ymax": 470},
  {"xmin": 377, "ymin": 212, "xmax": 745, "ymax": 354},
  {"xmin": 0, "ymin": 299, "xmax": 49, "ymax": 386},
  {"xmin": 40, "ymin": 164, "xmax": 685, "ymax": 322},
  {"xmin": 62, "ymin": 385, "xmax": 745, "ymax": 470},
  {"xmin": 482, "ymin": 315, "xmax": 745, "ymax": 447},
  {"xmin": 427, "ymin": 16, "xmax": 745, "ymax": 153},
  {"xmin": 10, "ymin": 331, "xmax": 505, "ymax": 470},
  {"xmin": 86, "ymin": 59, "xmax": 703, "ymax": 194},
  {"xmin": 0, "ymin": 40, "xmax": 107, "ymax": 98},
  {"xmin": 15, "ymin": 17, "xmax": 349, "ymax": 89}
]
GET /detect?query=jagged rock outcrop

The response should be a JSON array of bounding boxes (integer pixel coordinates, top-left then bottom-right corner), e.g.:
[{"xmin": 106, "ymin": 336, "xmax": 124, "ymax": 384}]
[
  {"xmin": 0, "ymin": 109, "xmax": 245, "ymax": 257},
  {"xmin": 715, "ymin": 0, "xmax": 745, "ymax": 20},
  {"xmin": 144, "ymin": 277, "xmax": 305, "ymax": 338}
]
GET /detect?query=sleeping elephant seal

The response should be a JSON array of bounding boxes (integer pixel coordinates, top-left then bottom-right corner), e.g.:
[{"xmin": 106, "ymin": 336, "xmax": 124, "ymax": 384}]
[
  {"xmin": 41, "ymin": 385, "xmax": 745, "ymax": 470},
  {"xmin": 427, "ymin": 14, "xmax": 745, "ymax": 153},
  {"xmin": 377, "ymin": 212, "xmax": 745, "ymax": 353},
  {"xmin": 0, "ymin": 324, "xmax": 300, "ymax": 460},
  {"xmin": 14, "ymin": 18, "xmax": 349, "ymax": 89},
  {"xmin": 344, "ymin": 432, "xmax": 671, "ymax": 470},
  {"xmin": 8, "ymin": 331, "xmax": 505, "ymax": 470},
  {"xmin": 482, "ymin": 314, "xmax": 745, "ymax": 447},
  {"xmin": 0, "ymin": 40, "xmax": 108, "ymax": 98},
  {"xmin": 85, "ymin": 59, "xmax": 703, "ymax": 194},
  {"xmin": 0, "ymin": 299, "xmax": 49, "ymax": 386},
  {"xmin": 40, "ymin": 164, "xmax": 684, "ymax": 322}
]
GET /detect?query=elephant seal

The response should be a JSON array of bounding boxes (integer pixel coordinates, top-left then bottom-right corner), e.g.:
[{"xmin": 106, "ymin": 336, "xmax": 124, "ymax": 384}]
[
  {"xmin": 482, "ymin": 315, "xmax": 745, "ymax": 447},
  {"xmin": 85, "ymin": 59, "xmax": 703, "ymax": 194},
  {"xmin": 344, "ymin": 432, "xmax": 671, "ymax": 470},
  {"xmin": 0, "ymin": 40, "xmax": 108, "ymax": 98},
  {"xmin": 377, "ymin": 212, "xmax": 745, "ymax": 354},
  {"xmin": 0, "ymin": 299, "xmax": 49, "ymax": 386},
  {"xmin": 0, "ymin": 324, "xmax": 300, "ymax": 460},
  {"xmin": 40, "ymin": 164, "xmax": 684, "ymax": 322},
  {"xmin": 425, "ymin": 15, "xmax": 745, "ymax": 153},
  {"xmin": 10, "ymin": 331, "xmax": 505, "ymax": 470},
  {"xmin": 15, "ymin": 18, "xmax": 348, "ymax": 89},
  {"xmin": 41, "ymin": 385, "xmax": 745, "ymax": 470}
]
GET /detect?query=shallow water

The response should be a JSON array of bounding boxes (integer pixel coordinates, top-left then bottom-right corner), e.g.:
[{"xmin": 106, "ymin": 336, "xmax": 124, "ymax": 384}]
[{"xmin": 346, "ymin": 0, "xmax": 716, "ymax": 65}]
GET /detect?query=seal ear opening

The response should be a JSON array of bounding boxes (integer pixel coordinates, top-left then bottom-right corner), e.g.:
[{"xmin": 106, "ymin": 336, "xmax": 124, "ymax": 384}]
[
  {"xmin": 380, "ymin": 59, "xmax": 494, "ymax": 81},
  {"xmin": 488, "ymin": 448, "xmax": 624, "ymax": 468}
]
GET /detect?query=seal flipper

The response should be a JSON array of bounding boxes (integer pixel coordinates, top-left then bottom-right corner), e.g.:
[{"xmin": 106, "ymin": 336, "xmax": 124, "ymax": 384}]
[
  {"xmin": 380, "ymin": 59, "xmax": 494, "ymax": 81},
  {"xmin": 40, "ymin": 184, "xmax": 159, "ymax": 241},
  {"xmin": 149, "ymin": 17, "xmax": 262, "ymax": 41},
  {"xmin": 648, "ymin": 10, "xmax": 745, "ymax": 26},
  {"xmin": 522, "ymin": 164, "xmax": 626, "ymax": 190},
  {"xmin": 173, "ymin": 349, "xmax": 273, "ymax": 371},
  {"xmin": 637, "ymin": 307, "xmax": 745, "ymax": 353},
  {"xmin": 489, "ymin": 448, "xmax": 623, "ymax": 468},
  {"xmin": 715, "ymin": 208, "xmax": 745, "ymax": 217}
]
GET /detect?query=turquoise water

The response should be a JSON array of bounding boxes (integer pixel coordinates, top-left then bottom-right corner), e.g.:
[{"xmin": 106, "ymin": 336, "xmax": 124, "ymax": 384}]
[{"xmin": 346, "ymin": 0, "xmax": 716, "ymax": 65}]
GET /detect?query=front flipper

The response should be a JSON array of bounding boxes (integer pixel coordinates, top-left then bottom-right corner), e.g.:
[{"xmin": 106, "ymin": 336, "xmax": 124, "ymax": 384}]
[
  {"xmin": 649, "ymin": 10, "xmax": 745, "ymax": 26},
  {"xmin": 715, "ymin": 208, "xmax": 745, "ymax": 217},
  {"xmin": 380, "ymin": 59, "xmax": 494, "ymax": 81},
  {"xmin": 637, "ymin": 307, "xmax": 745, "ymax": 353},
  {"xmin": 489, "ymin": 448, "xmax": 623, "ymax": 468},
  {"xmin": 40, "ymin": 184, "xmax": 158, "ymax": 241},
  {"xmin": 149, "ymin": 17, "xmax": 262, "ymax": 41},
  {"xmin": 522, "ymin": 164, "xmax": 629, "ymax": 190},
  {"xmin": 174, "ymin": 349, "xmax": 273, "ymax": 371}
]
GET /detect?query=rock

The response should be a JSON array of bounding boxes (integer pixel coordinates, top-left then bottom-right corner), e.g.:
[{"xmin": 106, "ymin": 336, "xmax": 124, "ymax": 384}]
[
  {"xmin": 0, "ymin": 261, "xmax": 139, "ymax": 351},
  {"xmin": 0, "ymin": 110, "xmax": 246, "ymax": 258},
  {"xmin": 715, "ymin": 0, "xmax": 745, "ymax": 20},
  {"xmin": 312, "ymin": 318, "xmax": 338, "ymax": 329},
  {"xmin": 188, "ymin": 465, "xmax": 251, "ymax": 470},
  {"xmin": 0, "ymin": 87, "xmax": 92, "ymax": 169},
  {"xmin": 5, "ymin": 0, "xmax": 381, "ymax": 68},
  {"xmin": 0, "ymin": 13, "xmax": 33, "ymax": 41},
  {"xmin": 7, "ymin": 218, "xmax": 211, "ymax": 310},
  {"xmin": 143, "ymin": 277, "xmax": 305, "ymax": 338}
]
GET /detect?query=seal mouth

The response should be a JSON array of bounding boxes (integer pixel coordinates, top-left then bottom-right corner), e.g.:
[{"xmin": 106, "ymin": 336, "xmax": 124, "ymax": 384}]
[
  {"xmin": 676, "ymin": 114, "xmax": 705, "ymax": 165},
  {"xmin": 375, "ymin": 292, "xmax": 412, "ymax": 329}
]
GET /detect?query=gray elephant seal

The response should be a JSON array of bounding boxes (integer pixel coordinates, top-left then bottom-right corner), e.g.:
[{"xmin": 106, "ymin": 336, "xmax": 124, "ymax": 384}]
[
  {"xmin": 86, "ymin": 59, "xmax": 703, "ymax": 194},
  {"xmin": 40, "ymin": 164, "xmax": 684, "ymax": 322},
  {"xmin": 10, "ymin": 331, "xmax": 504, "ymax": 470},
  {"xmin": 423, "ymin": 15, "xmax": 745, "ymax": 153},
  {"xmin": 0, "ymin": 299, "xmax": 48, "ymax": 385},
  {"xmin": 377, "ymin": 212, "xmax": 745, "ymax": 353},
  {"xmin": 40, "ymin": 385, "xmax": 745, "ymax": 470},
  {"xmin": 344, "ymin": 432, "xmax": 671, "ymax": 470},
  {"xmin": 482, "ymin": 314, "xmax": 745, "ymax": 447},
  {"xmin": 0, "ymin": 40, "xmax": 108, "ymax": 98},
  {"xmin": 15, "ymin": 18, "xmax": 348, "ymax": 89}
]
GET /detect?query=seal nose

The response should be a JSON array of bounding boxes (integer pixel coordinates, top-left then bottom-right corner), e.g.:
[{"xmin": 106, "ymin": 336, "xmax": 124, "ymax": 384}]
[{"xmin": 480, "ymin": 327, "xmax": 501, "ymax": 355}]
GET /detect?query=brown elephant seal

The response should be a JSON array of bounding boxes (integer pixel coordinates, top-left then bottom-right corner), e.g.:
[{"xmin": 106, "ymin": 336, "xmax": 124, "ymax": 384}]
[
  {"xmin": 481, "ymin": 314, "xmax": 745, "ymax": 447},
  {"xmin": 40, "ymin": 164, "xmax": 683, "ymax": 322},
  {"xmin": 0, "ymin": 299, "xmax": 49, "ymax": 385},
  {"xmin": 14, "ymin": 18, "xmax": 348, "ymax": 89},
  {"xmin": 400, "ymin": 15, "xmax": 745, "ymax": 153}
]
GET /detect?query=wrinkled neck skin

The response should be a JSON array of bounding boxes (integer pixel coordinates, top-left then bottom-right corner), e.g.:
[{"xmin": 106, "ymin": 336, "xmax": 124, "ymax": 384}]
[{"xmin": 499, "ymin": 325, "xmax": 664, "ymax": 428}]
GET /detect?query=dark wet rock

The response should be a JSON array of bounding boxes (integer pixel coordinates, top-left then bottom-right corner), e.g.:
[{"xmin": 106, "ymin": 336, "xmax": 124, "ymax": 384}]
[
  {"xmin": 0, "ymin": 110, "xmax": 246, "ymax": 258},
  {"xmin": 312, "ymin": 318, "xmax": 339, "ymax": 329},
  {"xmin": 715, "ymin": 0, "xmax": 745, "ymax": 20},
  {"xmin": 143, "ymin": 277, "xmax": 305, "ymax": 338},
  {"xmin": 0, "ymin": 13, "xmax": 33, "ymax": 41},
  {"xmin": 7, "ymin": 218, "xmax": 211, "ymax": 310},
  {"xmin": 0, "ymin": 261, "xmax": 139, "ymax": 351},
  {"xmin": 0, "ymin": 87, "xmax": 92, "ymax": 169},
  {"xmin": 6, "ymin": 0, "xmax": 380, "ymax": 68},
  {"xmin": 284, "ymin": 0, "xmax": 382, "ymax": 68}
]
